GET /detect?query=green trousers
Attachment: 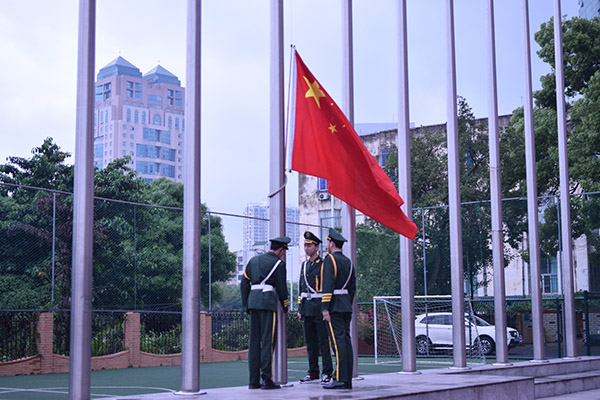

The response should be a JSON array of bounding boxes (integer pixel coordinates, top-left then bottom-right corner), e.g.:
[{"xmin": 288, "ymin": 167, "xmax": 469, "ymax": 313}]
[{"xmin": 248, "ymin": 309, "xmax": 277, "ymax": 385}]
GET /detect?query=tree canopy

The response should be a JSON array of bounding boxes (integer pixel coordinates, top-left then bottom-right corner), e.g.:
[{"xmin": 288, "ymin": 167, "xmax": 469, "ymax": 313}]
[{"xmin": 0, "ymin": 139, "xmax": 236, "ymax": 310}]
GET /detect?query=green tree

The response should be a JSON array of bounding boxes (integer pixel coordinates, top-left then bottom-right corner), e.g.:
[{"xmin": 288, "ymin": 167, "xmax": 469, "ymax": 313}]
[
  {"xmin": 502, "ymin": 15, "xmax": 600, "ymax": 279},
  {"xmin": 0, "ymin": 139, "xmax": 236, "ymax": 310}
]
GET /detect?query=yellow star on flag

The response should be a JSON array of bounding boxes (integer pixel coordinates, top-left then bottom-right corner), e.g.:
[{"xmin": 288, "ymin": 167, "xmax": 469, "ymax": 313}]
[
  {"xmin": 328, "ymin": 123, "xmax": 337, "ymax": 134},
  {"xmin": 303, "ymin": 76, "xmax": 326, "ymax": 108}
]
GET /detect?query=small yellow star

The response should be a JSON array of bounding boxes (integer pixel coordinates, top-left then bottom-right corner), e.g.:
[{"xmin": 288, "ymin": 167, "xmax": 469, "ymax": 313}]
[
  {"xmin": 303, "ymin": 76, "xmax": 326, "ymax": 108},
  {"xmin": 328, "ymin": 123, "xmax": 337, "ymax": 134}
]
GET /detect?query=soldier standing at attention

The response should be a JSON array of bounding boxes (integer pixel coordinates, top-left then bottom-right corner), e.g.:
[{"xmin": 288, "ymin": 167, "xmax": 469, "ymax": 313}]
[
  {"xmin": 241, "ymin": 236, "xmax": 290, "ymax": 390},
  {"xmin": 298, "ymin": 231, "xmax": 333, "ymax": 384},
  {"xmin": 321, "ymin": 228, "xmax": 356, "ymax": 390}
]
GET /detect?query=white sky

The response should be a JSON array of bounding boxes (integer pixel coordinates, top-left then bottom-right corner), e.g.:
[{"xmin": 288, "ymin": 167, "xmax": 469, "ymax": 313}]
[{"xmin": 0, "ymin": 1, "xmax": 580, "ymax": 251}]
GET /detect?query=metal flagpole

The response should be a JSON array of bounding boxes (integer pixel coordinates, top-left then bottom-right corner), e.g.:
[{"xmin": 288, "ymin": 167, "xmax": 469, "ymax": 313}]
[
  {"xmin": 521, "ymin": 0, "xmax": 546, "ymax": 362},
  {"xmin": 486, "ymin": 0, "xmax": 509, "ymax": 365},
  {"xmin": 69, "ymin": 1, "xmax": 95, "ymax": 398},
  {"xmin": 445, "ymin": 0, "xmax": 467, "ymax": 369},
  {"xmin": 270, "ymin": 0, "xmax": 288, "ymax": 385},
  {"xmin": 553, "ymin": 0, "xmax": 577, "ymax": 358},
  {"xmin": 397, "ymin": 0, "xmax": 417, "ymax": 374},
  {"xmin": 341, "ymin": 0, "xmax": 359, "ymax": 379},
  {"xmin": 179, "ymin": 0, "xmax": 203, "ymax": 394}
]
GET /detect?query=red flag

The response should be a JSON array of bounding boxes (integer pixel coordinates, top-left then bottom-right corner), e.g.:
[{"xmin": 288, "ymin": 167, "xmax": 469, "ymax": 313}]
[{"xmin": 291, "ymin": 51, "xmax": 418, "ymax": 240}]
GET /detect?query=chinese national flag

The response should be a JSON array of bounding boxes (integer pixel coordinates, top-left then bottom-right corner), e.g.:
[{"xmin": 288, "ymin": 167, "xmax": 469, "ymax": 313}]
[{"xmin": 291, "ymin": 51, "xmax": 418, "ymax": 240}]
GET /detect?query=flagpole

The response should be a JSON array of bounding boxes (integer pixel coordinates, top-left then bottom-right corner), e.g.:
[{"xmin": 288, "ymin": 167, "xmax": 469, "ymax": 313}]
[
  {"xmin": 553, "ymin": 0, "xmax": 577, "ymax": 358},
  {"xmin": 397, "ymin": 0, "xmax": 418, "ymax": 374},
  {"xmin": 340, "ymin": 0, "xmax": 359, "ymax": 379},
  {"xmin": 521, "ymin": 0, "xmax": 546, "ymax": 362},
  {"xmin": 486, "ymin": 0, "xmax": 509, "ymax": 365},
  {"xmin": 445, "ymin": 0, "xmax": 467, "ymax": 369},
  {"xmin": 70, "ymin": 1, "xmax": 95, "ymax": 398},
  {"xmin": 270, "ymin": 0, "xmax": 288, "ymax": 384},
  {"xmin": 285, "ymin": 46, "xmax": 297, "ymax": 172},
  {"xmin": 179, "ymin": 0, "xmax": 203, "ymax": 394}
]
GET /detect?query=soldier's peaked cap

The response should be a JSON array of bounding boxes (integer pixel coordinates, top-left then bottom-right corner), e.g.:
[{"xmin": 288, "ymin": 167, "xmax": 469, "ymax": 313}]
[
  {"xmin": 270, "ymin": 236, "xmax": 291, "ymax": 249},
  {"xmin": 303, "ymin": 231, "xmax": 322, "ymax": 244},
  {"xmin": 327, "ymin": 228, "xmax": 347, "ymax": 243}
]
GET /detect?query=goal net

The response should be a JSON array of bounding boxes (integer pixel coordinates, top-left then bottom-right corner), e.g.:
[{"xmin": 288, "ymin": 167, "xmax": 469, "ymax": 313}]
[{"xmin": 373, "ymin": 295, "xmax": 488, "ymax": 366}]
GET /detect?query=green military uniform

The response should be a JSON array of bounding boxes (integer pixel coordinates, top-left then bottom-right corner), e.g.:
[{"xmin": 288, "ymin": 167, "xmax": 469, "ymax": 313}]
[
  {"xmin": 241, "ymin": 237, "xmax": 290, "ymax": 388},
  {"xmin": 297, "ymin": 233, "xmax": 332, "ymax": 381},
  {"xmin": 321, "ymin": 229, "xmax": 356, "ymax": 389}
]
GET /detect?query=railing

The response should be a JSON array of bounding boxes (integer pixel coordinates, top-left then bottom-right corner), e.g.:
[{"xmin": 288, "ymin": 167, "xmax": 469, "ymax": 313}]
[
  {"xmin": 140, "ymin": 311, "xmax": 182, "ymax": 354},
  {"xmin": 0, "ymin": 311, "xmax": 38, "ymax": 362}
]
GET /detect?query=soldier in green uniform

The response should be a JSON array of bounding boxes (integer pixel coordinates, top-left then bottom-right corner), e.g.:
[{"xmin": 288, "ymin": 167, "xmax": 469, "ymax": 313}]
[
  {"xmin": 297, "ymin": 231, "xmax": 333, "ymax": 384},
  {"xmin": 240, "ymin": 236, "xmax": 290, "ymax": 390},
  {"xmin": 321, "ymin": 228, "xmax": 356, "ymax": 390}
]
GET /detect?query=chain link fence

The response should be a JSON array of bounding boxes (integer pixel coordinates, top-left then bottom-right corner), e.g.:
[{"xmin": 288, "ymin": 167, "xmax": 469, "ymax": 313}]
[{"xmin": 0, "ymin": 182, "xmax": 599, "ymax": 363}]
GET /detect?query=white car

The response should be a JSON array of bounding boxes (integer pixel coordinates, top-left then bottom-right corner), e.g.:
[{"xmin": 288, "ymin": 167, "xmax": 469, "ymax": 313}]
[{"xmin": 414, "ymin": 312, "xmax": 521, "ymax": 356}]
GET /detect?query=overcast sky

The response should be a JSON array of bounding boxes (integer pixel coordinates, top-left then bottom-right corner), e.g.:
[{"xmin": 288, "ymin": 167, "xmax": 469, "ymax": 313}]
[{"xmin": 0, "ymin": 1, "xmax": 580, "ymax": 251}]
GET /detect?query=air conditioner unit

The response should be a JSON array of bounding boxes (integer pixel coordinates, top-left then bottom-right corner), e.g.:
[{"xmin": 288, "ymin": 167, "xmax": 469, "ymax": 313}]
[{"xmin": 318, "ymin": 192, "xmax": 330, "ymax": 201}]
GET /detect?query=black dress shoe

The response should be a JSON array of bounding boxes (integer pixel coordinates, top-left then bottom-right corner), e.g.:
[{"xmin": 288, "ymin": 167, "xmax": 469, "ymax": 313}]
[
  {"xmin": 248, "ymin": 383, "xmax": 261, "ymax": 389},
  {"xmin": 261, "ymin": 379, "xmax": 281, "ymax": 389},
  {"xmin": 300, "ymin": 374, "xmax": 319, "ymax": 382},
  {"xmin": 323, "ymin": 381, "xmax": 350, "ymax": 389}
]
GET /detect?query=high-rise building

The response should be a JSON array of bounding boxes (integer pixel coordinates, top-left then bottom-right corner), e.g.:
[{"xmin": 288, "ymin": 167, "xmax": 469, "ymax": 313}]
[
  {"xmin": 94, "ymin": 56, "xmax": 185, "ymax": 183},
  {"xmin": 579, "ymin": 0, "xmax": 600, "ymax": 19},
  {"xmin": 242, "ymin": 203, "xmax": 299, "ymax": 252}
]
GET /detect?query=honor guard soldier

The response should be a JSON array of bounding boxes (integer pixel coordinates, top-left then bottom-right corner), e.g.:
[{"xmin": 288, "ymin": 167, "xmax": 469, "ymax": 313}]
[
  {"xmin": 321, "ymin": 228, "xmax": 356, "ymax": 390},
  {"xmin": 241, "ymin": 236, "xmax": 290, "ymax": 390},
  {"xmin": 298, "ymin": 231, "xmax": 333, "ymax": 384}
]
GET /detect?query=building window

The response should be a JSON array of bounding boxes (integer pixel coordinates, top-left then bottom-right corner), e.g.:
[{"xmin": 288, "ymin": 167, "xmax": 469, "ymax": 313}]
[
  {"xmin": 147, "ymin": 94, "xmax": 162, "ymax": 103},
  {"xmin": 126, "ymin": 81, "xmax": 134, "ymax": 98},
  {"xmin": 135, "ymin": 83, "xmax": 142, "ymax": 99},
  {"xmin": 175, "ymin": 117, "xmax": 179, "ymax": 130},
  {"xmin": 122, "ymin": 141, "xmax": 126, "ymax": 146},
  {"xmin": 541, "ymin": 257, "xmax": 559, "ymax": 294},
  {"xmin": 142, "ymin": 111, "xmax": 146, "ymax": 124},
  {"xmin": 136, "ymin": 161, "xmax": 160, "ymax": 175},
  {"xmin": 318, "ymin": 178, "xmax": 328, "ymax": 191},
  {"xmin": 103, "ymin": 83, "xmax": 111, "ymax": 100},
  {"xmin": 95, "ymin": 83, "xmax": 112, "ymax": 102},
  {"xmin": 380, "ymin": 149, "xmax": 389, "ymax": 167},
  {"xmin": 134, "ymin": 110, "xmax": 139, "ymax": 123},
  {"xmin": 126, "ymin": 109, "xmax": 131, "ymax": 122},
  {"xmin": 100, "ymin": 110, "xmax": 104, "ymax": 124},
  {"xmin": 153, "ymin": 114, "xmax": 161, "ymax": 126},
  {"xmin": 168, "ymin": 116, "xmax": 172, "ymax": 128}
]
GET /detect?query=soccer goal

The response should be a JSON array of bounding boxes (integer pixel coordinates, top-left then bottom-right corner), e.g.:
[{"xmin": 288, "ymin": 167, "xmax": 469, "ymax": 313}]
[{"xmin": 373, "ymin": 295, "xmax": 488, "ymax": 366}]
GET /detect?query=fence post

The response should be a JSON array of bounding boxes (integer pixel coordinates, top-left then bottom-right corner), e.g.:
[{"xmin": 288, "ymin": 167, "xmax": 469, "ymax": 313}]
[
  {"xmin": 584, "ymin": 291, "xmax": 590, "ymax": 356},
  {"xmin": 124, "ymin": 312, "xmax": 140, "ymax": 367},
  {"xmin": 37, "ymin": 312, "xmax": 54, "ymax": 374},
  {"xmin": 199, "ymin": 312, "xmax": 212, "ymax": 362}
]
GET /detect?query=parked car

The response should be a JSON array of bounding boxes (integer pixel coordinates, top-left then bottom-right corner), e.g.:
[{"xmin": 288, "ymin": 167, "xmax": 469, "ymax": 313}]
[{"xmin": 414, "ymin": 312, "xmax": 521, "ymax": 356}]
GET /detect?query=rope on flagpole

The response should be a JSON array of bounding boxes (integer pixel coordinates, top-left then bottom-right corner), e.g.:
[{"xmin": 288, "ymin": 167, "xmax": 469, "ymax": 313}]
[{"xmin": 269, "ymin": 44, "xmax": 296, "ymax": 199}]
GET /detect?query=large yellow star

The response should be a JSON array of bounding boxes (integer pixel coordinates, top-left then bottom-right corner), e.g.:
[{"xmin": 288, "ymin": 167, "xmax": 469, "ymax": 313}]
[
  {"xmin": 303, "ymin": 76, "xmax": 326, "ymax": 108},
  {"xmin": 328, "ymin": 123, "xmax": 337, "ymax": 134}
]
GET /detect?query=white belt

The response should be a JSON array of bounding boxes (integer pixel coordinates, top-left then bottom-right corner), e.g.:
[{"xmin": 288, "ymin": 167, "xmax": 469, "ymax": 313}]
[
  {"xmin": 251, "ymin": 284, "xmax": 274, "ymax": 292},
  {"xmin": 301, "ymin": 292, "xmax": 322, "ymax": 299},
  {"xmin": 333, "ymin": 289, "xmax": 348, "ymax": 295}
]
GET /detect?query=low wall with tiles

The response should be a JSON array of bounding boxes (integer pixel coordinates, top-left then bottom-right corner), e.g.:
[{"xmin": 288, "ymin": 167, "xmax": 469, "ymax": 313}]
[{"xmin": 0, "ymin": 311, "xmax": 306, "ymax": 376}]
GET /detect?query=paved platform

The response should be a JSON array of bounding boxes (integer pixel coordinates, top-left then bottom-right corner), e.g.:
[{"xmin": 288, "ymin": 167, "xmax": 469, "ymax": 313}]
[{"xmin": 102, "ymin": 368, "xmax": 533, "ymax": 400}]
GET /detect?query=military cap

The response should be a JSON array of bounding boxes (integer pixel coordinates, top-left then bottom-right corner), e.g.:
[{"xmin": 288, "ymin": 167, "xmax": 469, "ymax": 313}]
[
  {"xmin": 303, "ymin": 231, "xmax": 322, "ymax": 245},
  {"xmin": 270, "ymin": 236, "xmax": 291, "ymax": 249},
  {"xmin": 327, "ymin": 228, "xmax": 347, "ymax": 243}
]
